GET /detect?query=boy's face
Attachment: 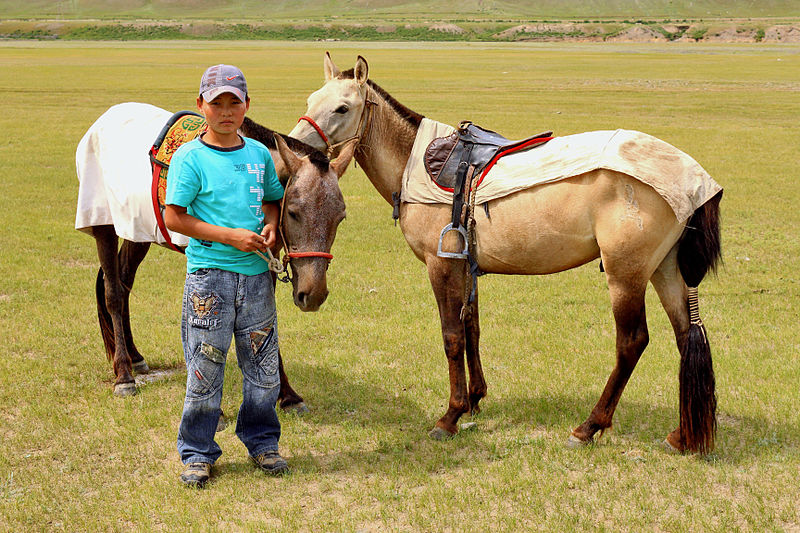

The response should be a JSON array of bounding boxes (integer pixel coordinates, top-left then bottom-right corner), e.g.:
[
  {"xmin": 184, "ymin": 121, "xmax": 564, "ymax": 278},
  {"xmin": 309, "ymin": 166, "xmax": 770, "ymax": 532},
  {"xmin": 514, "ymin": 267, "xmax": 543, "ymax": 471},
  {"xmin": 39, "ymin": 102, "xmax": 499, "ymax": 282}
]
[{"xmin": 197, "ymin": 92, "xmax": 249, "ymax": 139}]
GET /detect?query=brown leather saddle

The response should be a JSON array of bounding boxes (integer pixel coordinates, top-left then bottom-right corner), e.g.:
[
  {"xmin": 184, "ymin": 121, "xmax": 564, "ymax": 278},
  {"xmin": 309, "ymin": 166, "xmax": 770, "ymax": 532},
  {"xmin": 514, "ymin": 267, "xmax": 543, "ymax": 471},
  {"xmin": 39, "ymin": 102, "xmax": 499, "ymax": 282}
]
[
  {"xmin": 424, "ymin": 121, "xmax": 552, "ymax": 260},
  {"xmin": 424, "ymin": 121, "xmax": 553, "ymax": 192}
]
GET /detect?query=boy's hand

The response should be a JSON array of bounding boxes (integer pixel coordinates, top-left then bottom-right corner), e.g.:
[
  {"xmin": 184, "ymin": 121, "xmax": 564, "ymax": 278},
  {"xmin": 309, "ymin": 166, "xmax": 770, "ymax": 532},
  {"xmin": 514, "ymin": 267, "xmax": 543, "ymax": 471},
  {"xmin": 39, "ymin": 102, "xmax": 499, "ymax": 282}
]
[
  {"xmin": 260, "ymin": 223, "xmax": 278, "ymax": 249},
  {"xmin": 228, "ymin": 228, "xmax": 268, "ymax": 253},
  {"xmin": 261, "ymin": 201, "xmax": 281, "ymax": 250}
]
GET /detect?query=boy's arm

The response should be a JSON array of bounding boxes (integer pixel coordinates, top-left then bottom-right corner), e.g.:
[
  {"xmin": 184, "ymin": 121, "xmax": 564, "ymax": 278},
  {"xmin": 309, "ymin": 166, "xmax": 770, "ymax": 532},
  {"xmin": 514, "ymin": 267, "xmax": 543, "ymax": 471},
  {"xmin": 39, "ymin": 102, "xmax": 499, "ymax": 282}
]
[
  {"xmin": 164, "ymin": 204, "xmax": 268, "ymax": 252},
  {"xmin": 260, "ymin": 201, "xmax": 281, "ymax": 249}
]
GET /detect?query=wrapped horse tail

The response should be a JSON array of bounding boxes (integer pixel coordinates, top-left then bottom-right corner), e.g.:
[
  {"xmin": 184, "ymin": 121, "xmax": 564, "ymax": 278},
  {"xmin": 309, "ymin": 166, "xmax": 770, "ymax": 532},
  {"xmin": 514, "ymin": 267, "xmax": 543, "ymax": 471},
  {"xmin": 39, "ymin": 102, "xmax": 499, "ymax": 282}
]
[{"xmin": 676, "ymin": 190, "xmax": 722, "ymax": 453}]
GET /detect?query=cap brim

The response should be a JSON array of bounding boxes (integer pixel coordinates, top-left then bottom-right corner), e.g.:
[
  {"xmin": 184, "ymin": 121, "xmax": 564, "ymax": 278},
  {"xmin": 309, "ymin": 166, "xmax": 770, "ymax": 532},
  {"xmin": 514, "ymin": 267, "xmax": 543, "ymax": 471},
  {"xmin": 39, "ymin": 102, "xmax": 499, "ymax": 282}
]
[{"xmin": 201, "ymin": 86, "xmax": 247, "ymax": 102}]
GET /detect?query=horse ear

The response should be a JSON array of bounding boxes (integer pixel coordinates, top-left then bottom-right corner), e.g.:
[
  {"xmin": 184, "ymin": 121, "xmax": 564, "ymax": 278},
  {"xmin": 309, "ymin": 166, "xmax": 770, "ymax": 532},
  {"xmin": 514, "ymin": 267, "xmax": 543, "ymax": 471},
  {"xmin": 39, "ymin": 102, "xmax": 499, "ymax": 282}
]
[
  {"xmin": 324, "ymin": 51, "xmax": 340, "ymax": 81},
  {"xmin": 271, "ymin": 140, "xmax": 288, "ymax": 183},
  {"xmin": 354, "ymin": 56, "xmax": 369, "ymax": 86},
  {"xmin": 273, "ymin": 134, "xmax": 301, "ymax": 187},
  {"xmin": 329, "ymin": 139, "xmax": 358, "ymax": 179}
]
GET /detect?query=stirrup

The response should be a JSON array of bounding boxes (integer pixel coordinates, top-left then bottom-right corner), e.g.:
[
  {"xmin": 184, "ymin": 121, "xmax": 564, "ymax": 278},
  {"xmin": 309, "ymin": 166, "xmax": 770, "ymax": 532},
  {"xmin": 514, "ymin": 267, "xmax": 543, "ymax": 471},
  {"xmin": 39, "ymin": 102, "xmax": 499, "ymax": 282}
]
[{"xmin": 436, "ymin": 223, "xmax": 469, "ymax": 260}]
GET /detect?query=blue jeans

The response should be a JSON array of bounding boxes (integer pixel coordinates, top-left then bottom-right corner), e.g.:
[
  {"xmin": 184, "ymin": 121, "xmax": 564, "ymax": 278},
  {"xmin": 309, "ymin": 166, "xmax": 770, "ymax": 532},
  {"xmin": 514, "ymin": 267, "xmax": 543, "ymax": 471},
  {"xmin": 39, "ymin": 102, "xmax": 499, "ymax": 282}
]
[{"xmin": 177, "ymin": 268, "xmax": 281, "ymax": 465}]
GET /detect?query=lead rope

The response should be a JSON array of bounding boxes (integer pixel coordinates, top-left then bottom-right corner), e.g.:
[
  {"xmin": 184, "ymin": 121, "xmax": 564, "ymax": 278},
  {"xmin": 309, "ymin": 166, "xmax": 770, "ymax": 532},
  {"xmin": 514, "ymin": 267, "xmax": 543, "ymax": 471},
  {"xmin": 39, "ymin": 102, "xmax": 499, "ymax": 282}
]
[
  {"xmin": 460, "ymin": 166, "xmax": 479, "ymax": 321},
  {"xmin": 254, "ymin": 248, "xmax": 286, "ymax": 276},
  {"xmin": 255, "ymin": 172, "xmax": 294, "ymax": 284}
]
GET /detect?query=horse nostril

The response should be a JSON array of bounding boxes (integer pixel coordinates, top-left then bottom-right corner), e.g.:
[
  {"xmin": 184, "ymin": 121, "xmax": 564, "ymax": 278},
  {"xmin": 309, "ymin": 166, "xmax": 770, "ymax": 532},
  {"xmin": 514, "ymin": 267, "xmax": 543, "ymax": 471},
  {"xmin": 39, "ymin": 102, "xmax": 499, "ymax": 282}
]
[{"xmin": 297, "ymin": 292, "xmax": 308, "ymax": 307}]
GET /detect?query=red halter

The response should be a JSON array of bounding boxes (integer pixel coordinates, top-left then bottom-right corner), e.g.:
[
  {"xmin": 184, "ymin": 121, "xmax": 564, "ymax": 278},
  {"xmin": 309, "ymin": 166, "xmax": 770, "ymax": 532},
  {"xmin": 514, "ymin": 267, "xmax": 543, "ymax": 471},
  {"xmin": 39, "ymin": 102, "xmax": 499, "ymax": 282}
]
[
  {"xmin": 286, "ymin": 251, "xmax": 334, "ymax": 260},
  {"xmin": 297, "ymin": 116, "xmax": 330, "ymax": 147}
]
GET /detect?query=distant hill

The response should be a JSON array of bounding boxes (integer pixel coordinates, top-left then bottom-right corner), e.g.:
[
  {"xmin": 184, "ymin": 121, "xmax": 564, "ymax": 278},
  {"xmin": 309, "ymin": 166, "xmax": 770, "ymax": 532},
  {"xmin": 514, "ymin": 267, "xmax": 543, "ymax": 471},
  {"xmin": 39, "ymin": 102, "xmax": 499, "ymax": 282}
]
[{"xmin": 2, "ymin": 0, "xmax": 799, "ymax": 20}]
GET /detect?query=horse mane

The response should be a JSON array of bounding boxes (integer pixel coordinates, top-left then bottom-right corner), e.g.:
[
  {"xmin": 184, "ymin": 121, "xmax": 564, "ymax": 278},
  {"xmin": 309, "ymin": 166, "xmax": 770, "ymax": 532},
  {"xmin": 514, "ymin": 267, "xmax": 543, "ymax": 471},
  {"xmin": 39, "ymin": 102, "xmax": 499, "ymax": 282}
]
[
  {"xmin": 240, "ymin": 117, "xmax": 330, "ymax": 171},
  {"xmin": 339, "ymin": 69, "xmax": 424, "ymax": 128}
]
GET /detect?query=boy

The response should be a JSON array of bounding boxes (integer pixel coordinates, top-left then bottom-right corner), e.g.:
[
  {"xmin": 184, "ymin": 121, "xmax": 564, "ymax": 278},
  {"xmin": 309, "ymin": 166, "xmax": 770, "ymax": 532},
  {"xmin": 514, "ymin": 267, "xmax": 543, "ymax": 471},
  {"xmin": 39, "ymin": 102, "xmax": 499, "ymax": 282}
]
[{"xmin": 165, "ymin": 64, "xmax": 288, "ymax": 487}]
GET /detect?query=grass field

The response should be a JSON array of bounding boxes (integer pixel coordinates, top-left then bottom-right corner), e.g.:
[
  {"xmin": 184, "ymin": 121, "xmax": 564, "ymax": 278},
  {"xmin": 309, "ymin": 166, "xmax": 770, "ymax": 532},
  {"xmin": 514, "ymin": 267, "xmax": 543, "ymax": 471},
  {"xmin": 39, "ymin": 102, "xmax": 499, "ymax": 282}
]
[
  {"xmin": 2, "ymin": 0, "xmax": 800, "ymax": 20},
  {"xmin": 0, "ymin": 41, "xmax": 799, "ymax": 531}
]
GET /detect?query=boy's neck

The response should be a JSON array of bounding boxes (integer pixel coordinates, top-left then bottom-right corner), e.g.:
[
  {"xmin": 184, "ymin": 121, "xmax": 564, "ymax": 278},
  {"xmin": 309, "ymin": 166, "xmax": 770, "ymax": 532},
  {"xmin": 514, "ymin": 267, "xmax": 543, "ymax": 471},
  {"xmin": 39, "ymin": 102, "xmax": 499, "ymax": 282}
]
[{"xmin": 202, "ymin": 130, "xmax": 243, "ymax": 149}]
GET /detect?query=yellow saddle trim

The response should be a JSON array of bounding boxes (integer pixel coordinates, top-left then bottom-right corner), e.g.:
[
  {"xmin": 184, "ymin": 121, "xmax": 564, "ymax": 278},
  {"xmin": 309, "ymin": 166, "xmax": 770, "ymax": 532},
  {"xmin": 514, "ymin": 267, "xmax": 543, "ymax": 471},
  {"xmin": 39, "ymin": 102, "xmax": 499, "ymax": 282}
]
[{"xmin": 154, "ymin": 114, "xmax": 206, "ymax": 206}]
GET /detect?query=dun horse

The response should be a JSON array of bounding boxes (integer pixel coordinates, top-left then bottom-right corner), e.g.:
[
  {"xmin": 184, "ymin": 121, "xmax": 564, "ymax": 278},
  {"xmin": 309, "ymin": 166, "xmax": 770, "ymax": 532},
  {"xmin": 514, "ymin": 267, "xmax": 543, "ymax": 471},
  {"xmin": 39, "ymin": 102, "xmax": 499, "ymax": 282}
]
[
  {"xmin": 290, "ymin": 54, "xmax": 722, "ymax": 454},
  {"xmin": 76, "ymin": 102, "xmax": 352, "ymax": 399}
]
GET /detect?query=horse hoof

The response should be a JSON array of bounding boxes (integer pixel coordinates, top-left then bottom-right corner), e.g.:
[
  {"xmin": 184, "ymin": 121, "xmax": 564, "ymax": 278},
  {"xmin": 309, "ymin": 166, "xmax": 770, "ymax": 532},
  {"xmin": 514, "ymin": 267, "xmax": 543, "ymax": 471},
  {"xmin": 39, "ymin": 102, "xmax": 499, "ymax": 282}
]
[
  {"xmin": 132, "ymin": 360, "xmax": 150, "ymax": 374},
  {"xmin": 113, "ymin": 382, "xmax": 137, "ymax": 397},
  {"xmin": 215, "ymin": 414, "xmax": 228, "ymax": 433},
  {"xmin": 428, "ymin": 426, "xmax": 455, "ymax": 441},
  {"xmin": 281, "ymin": 402, "xmax": 309, "ymax": 415},
  {"xmin": 566, "ymin": 434, "xmax": 591, "ymax": 449},
  {"xmin": 662, "ymin": 438, "xmax": 681, "ymax": 454}
]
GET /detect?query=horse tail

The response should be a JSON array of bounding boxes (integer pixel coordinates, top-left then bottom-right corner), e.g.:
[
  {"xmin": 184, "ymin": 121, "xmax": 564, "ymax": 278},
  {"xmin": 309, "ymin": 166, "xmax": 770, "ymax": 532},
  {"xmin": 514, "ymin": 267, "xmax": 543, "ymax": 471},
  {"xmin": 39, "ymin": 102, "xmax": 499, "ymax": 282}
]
[
  {"xmin": 96, "ymin": 267, "xmax": 115, "ymax": 362},
  {"xmin": 676, "ymin": 189, "xmax": 722, "ymax": 454}
]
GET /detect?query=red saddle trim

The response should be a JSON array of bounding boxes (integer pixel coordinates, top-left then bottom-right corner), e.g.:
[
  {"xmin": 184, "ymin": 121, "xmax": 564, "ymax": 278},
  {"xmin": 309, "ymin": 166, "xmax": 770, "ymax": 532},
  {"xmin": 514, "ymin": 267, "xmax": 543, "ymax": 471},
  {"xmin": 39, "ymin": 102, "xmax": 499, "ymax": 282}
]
[
  {"xmin": 150, "ymin": 147, "xmax": 183, "ymax": 253},
  {"xmin": 474, "ymin": 136, "xmax": 554, "ymax": 189}
]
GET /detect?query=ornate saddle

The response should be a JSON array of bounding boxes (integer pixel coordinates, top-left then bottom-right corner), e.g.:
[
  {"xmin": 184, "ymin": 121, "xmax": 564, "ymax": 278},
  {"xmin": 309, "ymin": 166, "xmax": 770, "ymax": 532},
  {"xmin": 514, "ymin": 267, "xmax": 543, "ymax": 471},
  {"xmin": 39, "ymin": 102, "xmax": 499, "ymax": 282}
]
[{"xmin": 148, "ymin": 111, "xmax": 206, "ymax": 251}]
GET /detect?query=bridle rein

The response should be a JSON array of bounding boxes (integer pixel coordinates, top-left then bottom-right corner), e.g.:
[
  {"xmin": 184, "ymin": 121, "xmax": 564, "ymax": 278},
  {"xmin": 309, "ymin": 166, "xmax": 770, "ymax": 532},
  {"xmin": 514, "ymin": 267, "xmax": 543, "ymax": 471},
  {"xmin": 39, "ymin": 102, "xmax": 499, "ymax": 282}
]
[{"xmin": 256, "ymin": 141, "xmax": 336, "ymax": 283}]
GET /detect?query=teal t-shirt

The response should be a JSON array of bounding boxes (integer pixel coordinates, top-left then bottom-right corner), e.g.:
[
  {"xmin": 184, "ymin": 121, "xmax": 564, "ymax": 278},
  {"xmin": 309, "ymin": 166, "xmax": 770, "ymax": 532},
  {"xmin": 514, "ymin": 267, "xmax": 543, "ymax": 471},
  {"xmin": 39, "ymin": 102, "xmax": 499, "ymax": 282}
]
[{"xmin": 165, "ymin": 135, "xmax": 284, "ymax": 275}]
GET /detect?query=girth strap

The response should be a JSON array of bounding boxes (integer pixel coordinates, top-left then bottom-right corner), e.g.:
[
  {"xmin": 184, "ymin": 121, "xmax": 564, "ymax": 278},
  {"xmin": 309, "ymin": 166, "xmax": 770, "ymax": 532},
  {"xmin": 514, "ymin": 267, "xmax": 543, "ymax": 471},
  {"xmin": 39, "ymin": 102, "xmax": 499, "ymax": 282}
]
[{"xmin": 451, "ymin": 146, "xmax": 474, "ymax": 229}]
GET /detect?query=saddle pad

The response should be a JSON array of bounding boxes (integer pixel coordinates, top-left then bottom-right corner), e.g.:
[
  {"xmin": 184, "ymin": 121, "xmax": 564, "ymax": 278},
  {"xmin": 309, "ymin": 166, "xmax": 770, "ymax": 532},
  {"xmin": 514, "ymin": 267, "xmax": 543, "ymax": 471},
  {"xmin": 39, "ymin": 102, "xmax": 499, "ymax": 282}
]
[
  {"xmin": 75, "ymin": 102, "xmax": 191, "ymax": 247},
  {"xmin": 401, "ymin": 118, "xmax": 722, "ymax": 222}
]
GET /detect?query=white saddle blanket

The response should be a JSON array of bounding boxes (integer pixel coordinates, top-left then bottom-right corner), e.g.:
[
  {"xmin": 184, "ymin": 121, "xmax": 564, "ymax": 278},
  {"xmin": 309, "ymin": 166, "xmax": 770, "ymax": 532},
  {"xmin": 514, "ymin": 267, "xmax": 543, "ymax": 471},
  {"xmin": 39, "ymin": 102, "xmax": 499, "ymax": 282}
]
[
  {"xmin": 401, "ymin": 118, "xmax": 722, "ymax": 222},
  {"xmin": 75, "ymin": 102, "xmax": 190, "ymax": 247}
]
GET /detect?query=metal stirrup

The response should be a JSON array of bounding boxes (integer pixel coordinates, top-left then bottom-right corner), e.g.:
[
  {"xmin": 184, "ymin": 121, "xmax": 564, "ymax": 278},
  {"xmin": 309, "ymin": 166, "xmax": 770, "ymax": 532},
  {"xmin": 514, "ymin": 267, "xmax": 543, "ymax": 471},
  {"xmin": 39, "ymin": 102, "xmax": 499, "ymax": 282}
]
[{"xmin": 436, "ymin": 223, "xmax": 469, "ymax": 260}]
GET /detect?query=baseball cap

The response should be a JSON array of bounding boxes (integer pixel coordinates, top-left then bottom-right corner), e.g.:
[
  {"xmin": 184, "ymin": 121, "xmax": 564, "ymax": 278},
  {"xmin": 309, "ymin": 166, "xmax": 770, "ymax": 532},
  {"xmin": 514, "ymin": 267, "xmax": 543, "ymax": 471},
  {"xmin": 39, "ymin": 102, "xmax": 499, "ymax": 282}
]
[{"xmin": 199, "ymin": 64, "xmax": 248, "ymax": 102}]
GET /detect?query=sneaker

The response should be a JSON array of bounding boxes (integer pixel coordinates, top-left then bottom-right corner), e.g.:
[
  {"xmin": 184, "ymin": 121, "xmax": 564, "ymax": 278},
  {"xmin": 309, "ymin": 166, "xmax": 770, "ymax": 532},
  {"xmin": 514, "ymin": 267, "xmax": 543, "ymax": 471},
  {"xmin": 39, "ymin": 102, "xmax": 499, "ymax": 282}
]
[
  {"xmin": 180, "ymin": 462, "xmax": 211, "ymax": 487},
  {"xmin": 251, "ymin": 451, "xmax": 289, "ymax": 476}
]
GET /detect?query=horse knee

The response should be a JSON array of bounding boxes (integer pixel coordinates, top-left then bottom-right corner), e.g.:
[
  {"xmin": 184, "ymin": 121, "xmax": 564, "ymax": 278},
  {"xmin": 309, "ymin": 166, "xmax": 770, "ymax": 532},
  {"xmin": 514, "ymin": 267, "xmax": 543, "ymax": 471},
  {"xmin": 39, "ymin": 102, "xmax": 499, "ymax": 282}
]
[
  {"xmin": 633, "ymin": 328, "xmax": 649, "ymax": 354},
  {"xmin": 103, "ymin": 282, "xmax": 124, "ymax": 315},
  {"xmin": 442, "ymin": 332, "xmax": 465, "ymax": 359},
  {"xmin": 616, "ymin": 327, "xmax": 649, "ymax": 371}
]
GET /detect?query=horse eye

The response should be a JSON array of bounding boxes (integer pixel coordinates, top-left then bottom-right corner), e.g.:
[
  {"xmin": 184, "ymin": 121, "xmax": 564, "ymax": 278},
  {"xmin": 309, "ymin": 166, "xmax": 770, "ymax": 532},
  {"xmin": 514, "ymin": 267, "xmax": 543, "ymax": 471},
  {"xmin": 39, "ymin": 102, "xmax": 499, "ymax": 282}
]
[
  {"xmin": 288, "ymin": 210, "xmax": 299, "ymax": 221},
  {"xmin": 334, "ymin": 105, "xmax": 349, "ymax": 114}
]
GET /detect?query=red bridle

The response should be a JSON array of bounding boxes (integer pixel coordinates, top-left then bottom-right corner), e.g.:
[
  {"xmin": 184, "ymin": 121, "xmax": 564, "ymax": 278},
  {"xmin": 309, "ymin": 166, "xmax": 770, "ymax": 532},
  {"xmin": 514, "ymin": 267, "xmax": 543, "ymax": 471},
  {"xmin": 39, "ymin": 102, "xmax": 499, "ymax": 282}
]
[
  {"xmin": 297, "ymin": 115, "xmax": 329, "ymax": 147},
  {"xmin": 273, "ymin": 168, "xmax": 336, "ymax": 282},
  {"xmin": 257, "ymin": 152, "xmax": 336, "ymax": 282},
  {"xmin": 286, "ymin": 250, "xmax": 333, "ymax": 260}
]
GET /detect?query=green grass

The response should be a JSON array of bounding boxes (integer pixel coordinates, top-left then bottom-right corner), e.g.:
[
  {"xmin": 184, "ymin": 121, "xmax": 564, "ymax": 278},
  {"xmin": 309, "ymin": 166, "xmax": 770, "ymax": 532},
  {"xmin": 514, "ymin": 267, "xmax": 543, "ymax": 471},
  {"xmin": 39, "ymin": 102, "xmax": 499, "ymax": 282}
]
[
  {"xmin": 2, "ymin": 0, "xmax": 800, "ymax": 20},
  {"xmin": 0, "ymin": 41, "xmax": 799, "ymax": 531}
]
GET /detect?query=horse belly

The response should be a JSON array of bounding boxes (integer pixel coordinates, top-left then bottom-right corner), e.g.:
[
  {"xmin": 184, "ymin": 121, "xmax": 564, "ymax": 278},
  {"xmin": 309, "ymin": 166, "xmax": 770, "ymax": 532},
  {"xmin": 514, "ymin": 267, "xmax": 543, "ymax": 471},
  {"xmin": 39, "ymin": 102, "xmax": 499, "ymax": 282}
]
[
  {"xmin": 400, "ymin": 179, "xmax": 600, "ymax": 275},
  {"xmin": 475, "ymin": 183, "xmax": 600, "ymax": 274}
]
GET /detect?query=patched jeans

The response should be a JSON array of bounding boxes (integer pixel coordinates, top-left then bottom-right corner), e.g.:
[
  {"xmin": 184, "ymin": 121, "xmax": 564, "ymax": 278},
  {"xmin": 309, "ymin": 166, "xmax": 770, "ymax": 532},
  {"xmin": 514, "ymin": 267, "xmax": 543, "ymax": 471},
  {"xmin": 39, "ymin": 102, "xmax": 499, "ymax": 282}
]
[{"xmin": 177, "ymin": 268, "xmax": 281, "ymax": 465}]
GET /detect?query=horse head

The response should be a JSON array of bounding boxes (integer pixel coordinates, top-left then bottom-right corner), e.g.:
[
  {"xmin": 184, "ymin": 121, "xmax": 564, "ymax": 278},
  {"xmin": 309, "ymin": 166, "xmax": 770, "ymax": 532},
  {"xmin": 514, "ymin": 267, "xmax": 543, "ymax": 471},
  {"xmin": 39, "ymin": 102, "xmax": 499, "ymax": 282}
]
[
  {"xmin": 272, "ymin": 134, "xmax": 352, "ymax": 312},
  {"xmin": 290, "ymin": 52, "xmax": 371, "ymax": 157}
]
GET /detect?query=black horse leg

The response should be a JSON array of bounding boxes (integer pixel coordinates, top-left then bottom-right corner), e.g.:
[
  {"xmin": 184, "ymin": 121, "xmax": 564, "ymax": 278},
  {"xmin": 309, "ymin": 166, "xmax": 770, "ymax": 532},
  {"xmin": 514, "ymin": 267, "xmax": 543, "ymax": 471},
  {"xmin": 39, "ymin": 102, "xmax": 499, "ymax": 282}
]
[
  {"xmin": 277, "ymin": 351, "xmax": 307, "ymax": 413},
  {"xmin": 427, "ymin": 257, "xmax": 470, "ymax": 439},
  {"xmin": 118, "ymin": 239, "xmax": 151, "ymax": 372},
  {"xmin": 571, "ymin": 281, "xmax": 649, "ymax": 445},
  {"xmin": 92, "ymin": 225, "xmax": 136, "ymax": 396},
  {"xmin": 464, "ymin": 288, "xmax": 487, "ymax": 416},
  {"xmin": 267, "ymin": 271, "xmax": 307, "ymax": 413}
]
